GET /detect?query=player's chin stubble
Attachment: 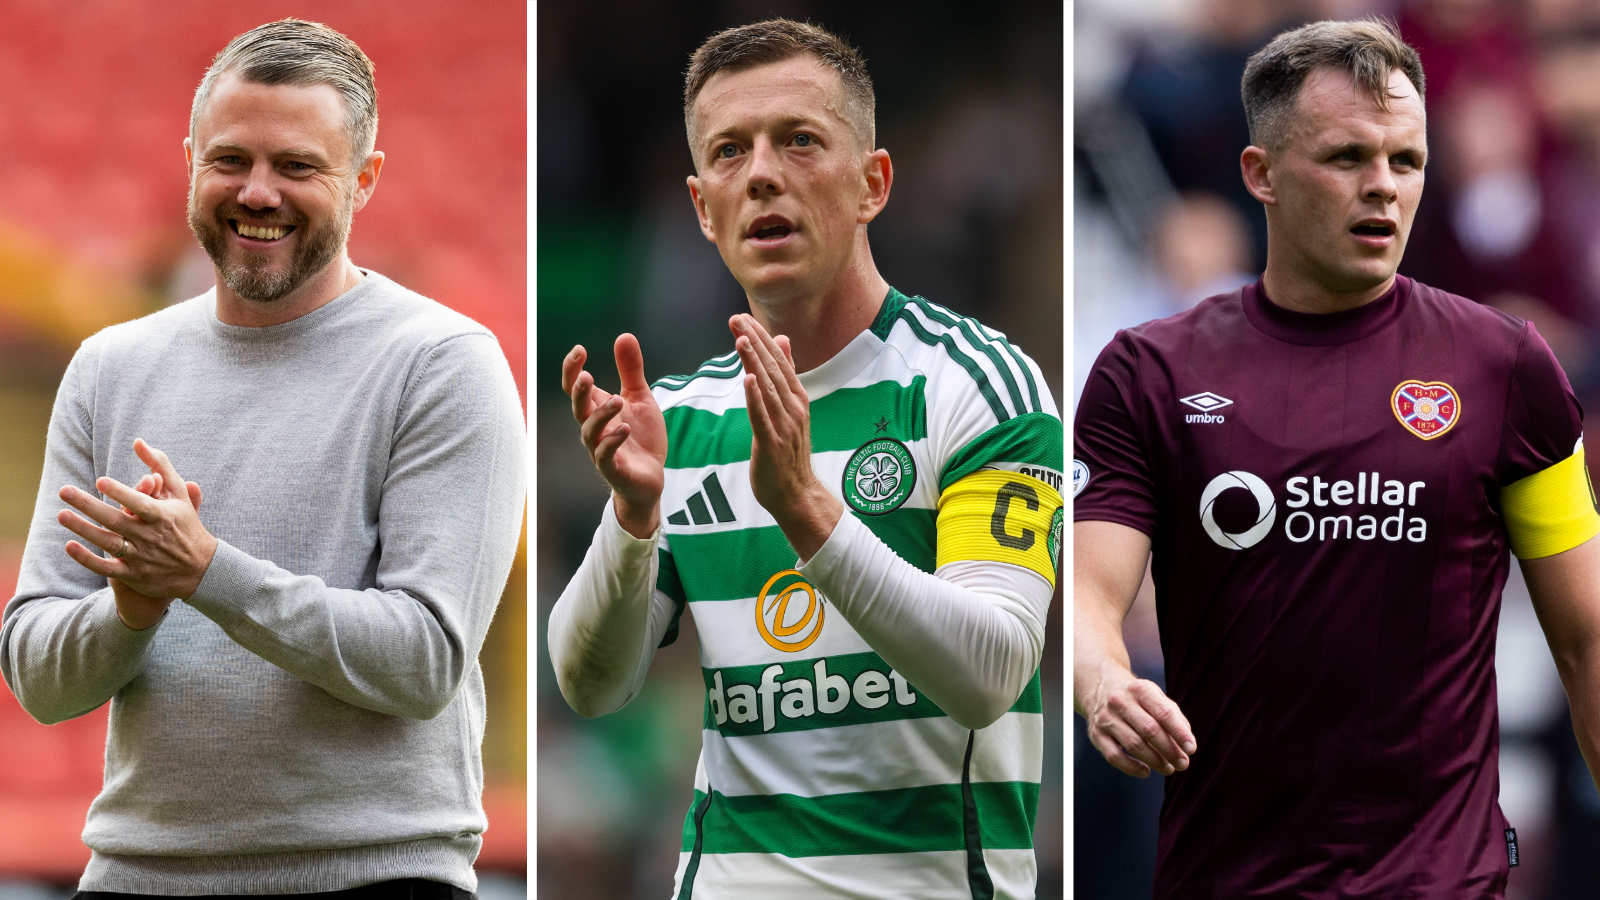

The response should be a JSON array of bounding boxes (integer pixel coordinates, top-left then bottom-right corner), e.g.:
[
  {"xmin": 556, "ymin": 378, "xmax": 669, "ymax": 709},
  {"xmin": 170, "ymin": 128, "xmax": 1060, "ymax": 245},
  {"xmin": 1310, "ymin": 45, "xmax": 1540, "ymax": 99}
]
[{"xmin": 187, "ymin": 196, "xmax": 352, "ymax": 303}]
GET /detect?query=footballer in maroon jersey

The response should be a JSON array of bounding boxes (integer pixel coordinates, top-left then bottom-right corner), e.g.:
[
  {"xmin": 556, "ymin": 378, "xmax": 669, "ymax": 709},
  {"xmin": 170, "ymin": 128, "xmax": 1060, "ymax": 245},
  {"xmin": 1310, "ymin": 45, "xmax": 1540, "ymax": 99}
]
[{"xmin": 1074, "ymin": 20, "xmax": 1600, "ymax": 900}]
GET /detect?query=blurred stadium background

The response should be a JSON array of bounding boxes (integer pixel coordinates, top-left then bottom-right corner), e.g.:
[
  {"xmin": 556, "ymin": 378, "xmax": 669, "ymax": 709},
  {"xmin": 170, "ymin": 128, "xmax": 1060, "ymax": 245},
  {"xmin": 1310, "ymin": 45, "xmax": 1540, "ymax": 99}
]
[
  {"xmin": 535, "ymin": 1, "xmax": 1064, "ymax": 897},
  {"xmin": 1076, "ymin": 0, "xmax": 1600, "ymax": 897},
  {"xmin": 0, "ymin": 2, "xmax": 525, "ymax": 896}
]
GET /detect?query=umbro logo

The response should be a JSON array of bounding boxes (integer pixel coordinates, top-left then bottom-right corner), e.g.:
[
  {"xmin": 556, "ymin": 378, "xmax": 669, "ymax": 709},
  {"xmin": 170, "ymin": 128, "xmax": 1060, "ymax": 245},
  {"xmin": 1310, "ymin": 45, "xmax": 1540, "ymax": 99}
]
[
  {"xmin": 667, "ymin": 472, "xmax": 738, "ymax": 526},
  {"xmin": 1180, "ymin": 391, "xmax": 1231, "ymax": 424},
  {"xmin": 1181, "ymin": 391, "xmax": 1233, "ymax": 412}
]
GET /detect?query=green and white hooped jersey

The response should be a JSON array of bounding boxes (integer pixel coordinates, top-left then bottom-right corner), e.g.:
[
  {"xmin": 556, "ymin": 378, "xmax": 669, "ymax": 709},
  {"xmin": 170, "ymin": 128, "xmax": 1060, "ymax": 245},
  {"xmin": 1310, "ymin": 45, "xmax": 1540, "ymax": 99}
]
[{"xmin": 655, "ymin": 289, "xmax": 1063, "ymax": 900}]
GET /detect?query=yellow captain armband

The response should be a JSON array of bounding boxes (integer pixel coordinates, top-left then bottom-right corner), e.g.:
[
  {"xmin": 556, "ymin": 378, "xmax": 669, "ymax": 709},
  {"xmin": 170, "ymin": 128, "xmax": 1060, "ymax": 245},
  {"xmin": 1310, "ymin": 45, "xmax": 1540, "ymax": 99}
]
[
  {"xmin": 1502, "ymin": 442, "xmax": 1600, "ymax": 559},
  {"xmin": 936, "ymin": 469, "xmax": 1065, "ymax": 586}
]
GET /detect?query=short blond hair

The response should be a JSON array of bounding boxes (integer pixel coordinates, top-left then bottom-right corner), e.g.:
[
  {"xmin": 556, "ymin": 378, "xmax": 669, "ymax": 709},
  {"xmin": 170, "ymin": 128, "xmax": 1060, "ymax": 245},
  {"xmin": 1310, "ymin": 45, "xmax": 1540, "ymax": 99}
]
[{"xmin": 683, "ymin": 18, "xmax": 874, "ymax": 156}]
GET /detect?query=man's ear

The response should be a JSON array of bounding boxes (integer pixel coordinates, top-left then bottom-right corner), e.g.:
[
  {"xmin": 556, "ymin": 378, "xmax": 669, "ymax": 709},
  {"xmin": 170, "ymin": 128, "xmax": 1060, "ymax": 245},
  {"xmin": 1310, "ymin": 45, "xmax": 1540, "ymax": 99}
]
[
  {"xmin": 184, "ymin": 137, "xmax": 194, "ymax": 172},
  {"xmin": 1241, "ymin": 145, "xmax": 1276, "ymax": 206},
  {"xmin": 351, "ymin": 151, "xmax": 385, "ymax": 213},
  {"xmin": 858, "ymin": 148, "xmax": 892, "ymax": 224},
  {"xmin": 687, "ymin": 175, "xmax": 717, "ymax": 244}
]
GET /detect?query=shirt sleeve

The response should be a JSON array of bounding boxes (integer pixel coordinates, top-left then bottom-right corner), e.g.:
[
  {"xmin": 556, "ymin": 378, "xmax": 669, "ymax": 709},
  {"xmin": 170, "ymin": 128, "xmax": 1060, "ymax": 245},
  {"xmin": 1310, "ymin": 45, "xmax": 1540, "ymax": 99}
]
[
  {"xmin": 1073, "ymin": 331, "xmax": 1158, "ymax": 535},
  {"xmin": 178, "ymin": 333, "xmax": 526, "ymax": 720},
  {"xmin": 1497, "ymin": 322, "xmax": 1600, "ymax": 557},
  {"xmin": 0, "ymin": 343, "xmax": 161, "ymax": 724},
  {"xmin": 654, "ymin": 535, "xmax": 689, "ymax": 648},
  {"xmin": 547, "ymin": 500, "xmax": 681, "ymax": 717},
  {"xmin": 923, "ymin": 323, "xmax": 1065, "ymax": 561},
  {"xmin": 1498, "ymin": 322, "xmax": 1585, "ymax": 484},
  {"xmin": 799, "ymin": 511, "xmax": 1051, "ymax": 730}
]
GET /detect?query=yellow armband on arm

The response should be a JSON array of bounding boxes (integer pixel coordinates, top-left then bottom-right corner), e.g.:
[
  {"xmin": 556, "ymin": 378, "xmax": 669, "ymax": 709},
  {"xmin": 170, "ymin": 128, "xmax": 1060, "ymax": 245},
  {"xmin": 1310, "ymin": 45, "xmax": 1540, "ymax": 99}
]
[
  {"xmin": 936, "ymin": 469, "xmax": 1065, "ymax": 586},
  {"xmin": 1502, "ymin": 444, "xmax": 1600, "ymax": 559}
]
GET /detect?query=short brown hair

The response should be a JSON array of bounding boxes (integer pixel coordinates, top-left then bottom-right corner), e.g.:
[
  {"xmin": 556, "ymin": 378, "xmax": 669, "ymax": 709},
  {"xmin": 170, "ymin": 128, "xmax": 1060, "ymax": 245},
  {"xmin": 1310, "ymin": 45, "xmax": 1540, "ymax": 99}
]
[
  {"xmin": 1242, "ymin": 19, "xmax": 1425, "ymax": 150},
  {"xmin": 683, "ymin": 18, "xmax": 874, "ymax": 156},
  {"xmin": 192, "ymin": 19, "xmax": 379, "ymax": 163}
]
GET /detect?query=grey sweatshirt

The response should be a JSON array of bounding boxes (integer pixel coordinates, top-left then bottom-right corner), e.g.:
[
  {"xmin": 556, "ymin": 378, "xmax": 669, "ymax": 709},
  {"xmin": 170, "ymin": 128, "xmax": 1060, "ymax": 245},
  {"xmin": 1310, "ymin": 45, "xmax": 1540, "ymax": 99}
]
[{"xmin": 0, "ymin": 272, "xmax": 525, "ymax": 894}]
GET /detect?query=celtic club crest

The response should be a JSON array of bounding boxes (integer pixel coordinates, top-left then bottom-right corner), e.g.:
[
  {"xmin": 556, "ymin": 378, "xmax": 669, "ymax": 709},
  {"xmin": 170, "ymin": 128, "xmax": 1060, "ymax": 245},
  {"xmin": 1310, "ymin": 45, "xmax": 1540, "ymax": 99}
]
[
  {"xmin": 842, "ymin": 438, "xmax": 917, "ymax": 514},
  {"xmin": 1047, "ymin": 507, "xmax": 1064, "ymax": 572},
  {"xmin": 1391, "ymin": 380, "xmax": 1460, "ymax": 440}
]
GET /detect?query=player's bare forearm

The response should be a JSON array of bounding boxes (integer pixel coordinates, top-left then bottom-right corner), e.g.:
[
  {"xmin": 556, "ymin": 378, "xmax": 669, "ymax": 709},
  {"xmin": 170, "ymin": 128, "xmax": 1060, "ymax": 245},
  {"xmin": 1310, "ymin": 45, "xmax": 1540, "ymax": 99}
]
[
  {"xmin": 1074, "ymin": 585, "xmax": 1136, "ymax": 716},
  {"xmin": 1521, "ymin": 535, "xmax": 1600, "ymax": 789},
  {"xmin": 1075, "ymin": 520, "xmax": 1195, "ymax": 777},
  {"xmin": 1072, "ymin": 521, "xmax": 1147, "ymax": 715},
  {"xmin": 1556, "ymin": 647, "xmax": 1600, "ymax": 790}
]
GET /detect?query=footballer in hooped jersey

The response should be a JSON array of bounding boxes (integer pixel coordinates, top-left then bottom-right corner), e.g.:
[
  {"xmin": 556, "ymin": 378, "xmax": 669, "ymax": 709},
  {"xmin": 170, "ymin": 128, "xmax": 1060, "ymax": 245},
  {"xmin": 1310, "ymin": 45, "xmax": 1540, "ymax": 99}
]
[
  {"xmin": 1075, "ymin": 19, "xmax": 1600, "ymax": 900},
  {"xmin": 552, "ymin": 18, "xmax": 1062, "ymax": 900}
]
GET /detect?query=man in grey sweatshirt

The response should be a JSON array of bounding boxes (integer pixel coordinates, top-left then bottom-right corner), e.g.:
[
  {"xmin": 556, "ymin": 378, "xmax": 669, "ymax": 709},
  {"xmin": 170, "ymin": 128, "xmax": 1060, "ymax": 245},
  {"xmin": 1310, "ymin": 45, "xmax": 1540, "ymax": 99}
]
[{"xmin": 0, "ymin": 20, "xmax": 524, "ymax": 897}]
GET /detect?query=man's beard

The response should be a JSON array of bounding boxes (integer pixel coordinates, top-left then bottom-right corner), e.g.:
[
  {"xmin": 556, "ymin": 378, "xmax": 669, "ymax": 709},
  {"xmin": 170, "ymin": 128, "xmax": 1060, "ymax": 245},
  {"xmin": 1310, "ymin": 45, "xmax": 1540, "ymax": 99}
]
[{"xmin": 187, "ymin": 195, "xmax": 352, "ymax": 303}]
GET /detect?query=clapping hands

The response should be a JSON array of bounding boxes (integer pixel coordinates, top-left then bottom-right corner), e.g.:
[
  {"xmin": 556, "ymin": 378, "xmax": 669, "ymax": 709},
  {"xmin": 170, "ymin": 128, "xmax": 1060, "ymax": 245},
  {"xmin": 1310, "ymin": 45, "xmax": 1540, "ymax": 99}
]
[{"xmin": 57, "ymin": 439, "xmax": 217, "ymax": 629}]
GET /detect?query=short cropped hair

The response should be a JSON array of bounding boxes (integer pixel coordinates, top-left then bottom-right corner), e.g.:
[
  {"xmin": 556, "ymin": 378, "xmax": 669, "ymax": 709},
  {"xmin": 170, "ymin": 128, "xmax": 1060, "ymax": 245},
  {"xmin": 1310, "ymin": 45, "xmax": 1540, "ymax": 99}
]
[
  {"xmin": 192, "ymin": 19, "xmax": 378, "ymax": 164},
  {"xmin": 683, "ymin": 18, "xmax": 875, "ymax": 157},
  {"xmin": 1242, "ymin": 19, "xmax": 1425, "ymax": 151}
]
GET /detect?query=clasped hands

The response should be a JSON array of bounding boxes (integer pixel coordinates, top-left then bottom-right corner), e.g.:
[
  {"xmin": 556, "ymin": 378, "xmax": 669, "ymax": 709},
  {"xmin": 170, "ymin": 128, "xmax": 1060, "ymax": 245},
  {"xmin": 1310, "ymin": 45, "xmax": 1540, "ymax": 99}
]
[
  {"xmin": 563, "ymin": 314, "xmax": 842, "ymax": 561},
  {"xmin": 56, "ymin": 438, "xmax": 219, "ymax": 630}
]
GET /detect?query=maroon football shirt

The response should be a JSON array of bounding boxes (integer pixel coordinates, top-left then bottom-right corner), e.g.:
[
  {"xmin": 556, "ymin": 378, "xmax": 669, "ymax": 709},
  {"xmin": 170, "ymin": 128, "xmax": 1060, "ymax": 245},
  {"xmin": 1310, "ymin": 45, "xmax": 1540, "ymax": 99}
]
[{"xmin": 1074, "ymin": 275, "xmax": 1580, "ymax": 899}]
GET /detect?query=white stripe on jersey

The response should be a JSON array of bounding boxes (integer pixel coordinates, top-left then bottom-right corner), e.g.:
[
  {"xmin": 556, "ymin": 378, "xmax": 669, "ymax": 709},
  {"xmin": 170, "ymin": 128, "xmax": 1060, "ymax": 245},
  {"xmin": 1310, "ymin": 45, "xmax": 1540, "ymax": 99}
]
[
  {"xmin": 675, "ymin": 850, "xmax": 970, "ymax": 900},
  {"xmin": 692, "ymin": 595, "xmax": 874, "ymax": 667},
  {"xmin": 672, "ymin": 849, "xmax": 1039, "ymax": 900},
  {"xmin": 897, "ymin": 300, "xmax": 1037, "ymax": 420},
  {"xmin": 703, "ymin": 711, "xmax": 1044, "ymax": 798}
]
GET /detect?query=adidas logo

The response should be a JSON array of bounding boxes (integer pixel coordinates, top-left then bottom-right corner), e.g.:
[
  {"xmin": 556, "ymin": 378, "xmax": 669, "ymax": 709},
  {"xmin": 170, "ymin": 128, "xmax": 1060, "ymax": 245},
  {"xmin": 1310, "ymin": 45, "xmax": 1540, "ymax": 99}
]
[{"xmin": 668, "ymin": 472, "xmax": 738, "ymax": 526}]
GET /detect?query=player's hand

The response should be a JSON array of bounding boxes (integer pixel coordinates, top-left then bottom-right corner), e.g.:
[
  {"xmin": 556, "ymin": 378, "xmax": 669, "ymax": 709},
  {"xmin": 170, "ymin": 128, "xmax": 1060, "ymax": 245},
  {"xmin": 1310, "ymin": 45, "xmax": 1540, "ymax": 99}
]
[
  {"xmin": 730, "ymin": 314, "xmax": 842, "ymax": 561},
  {"xmin": 1081, "ymin": 667, "xmax": 1196, "ymax": 778},
  {"xmin": 563, "ymin": 335, "xmax": 668, "ymax": 538},
  {"xmin": 57, "ymin": 439, "xmax": 219, "ymax": 606}
]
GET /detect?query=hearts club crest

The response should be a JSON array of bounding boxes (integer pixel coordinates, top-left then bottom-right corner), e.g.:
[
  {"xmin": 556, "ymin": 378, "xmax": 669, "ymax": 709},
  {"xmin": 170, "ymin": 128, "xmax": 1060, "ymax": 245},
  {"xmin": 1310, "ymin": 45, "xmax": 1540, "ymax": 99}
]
[{"xmin": 1391, "ymin": 380, "xmax": 1460, "ymax": 440}]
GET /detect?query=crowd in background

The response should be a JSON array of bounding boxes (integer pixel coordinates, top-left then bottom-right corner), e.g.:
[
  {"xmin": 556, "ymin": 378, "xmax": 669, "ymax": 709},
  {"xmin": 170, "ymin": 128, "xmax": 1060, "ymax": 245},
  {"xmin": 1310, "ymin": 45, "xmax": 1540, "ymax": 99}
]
[
  {"xmin": 536, "ymin": 2, "xmax": 1064, "ymax": 897},
  {"xmin": 1076, "ymin": 1, "xmax": 1600, "ymax": 897}
]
